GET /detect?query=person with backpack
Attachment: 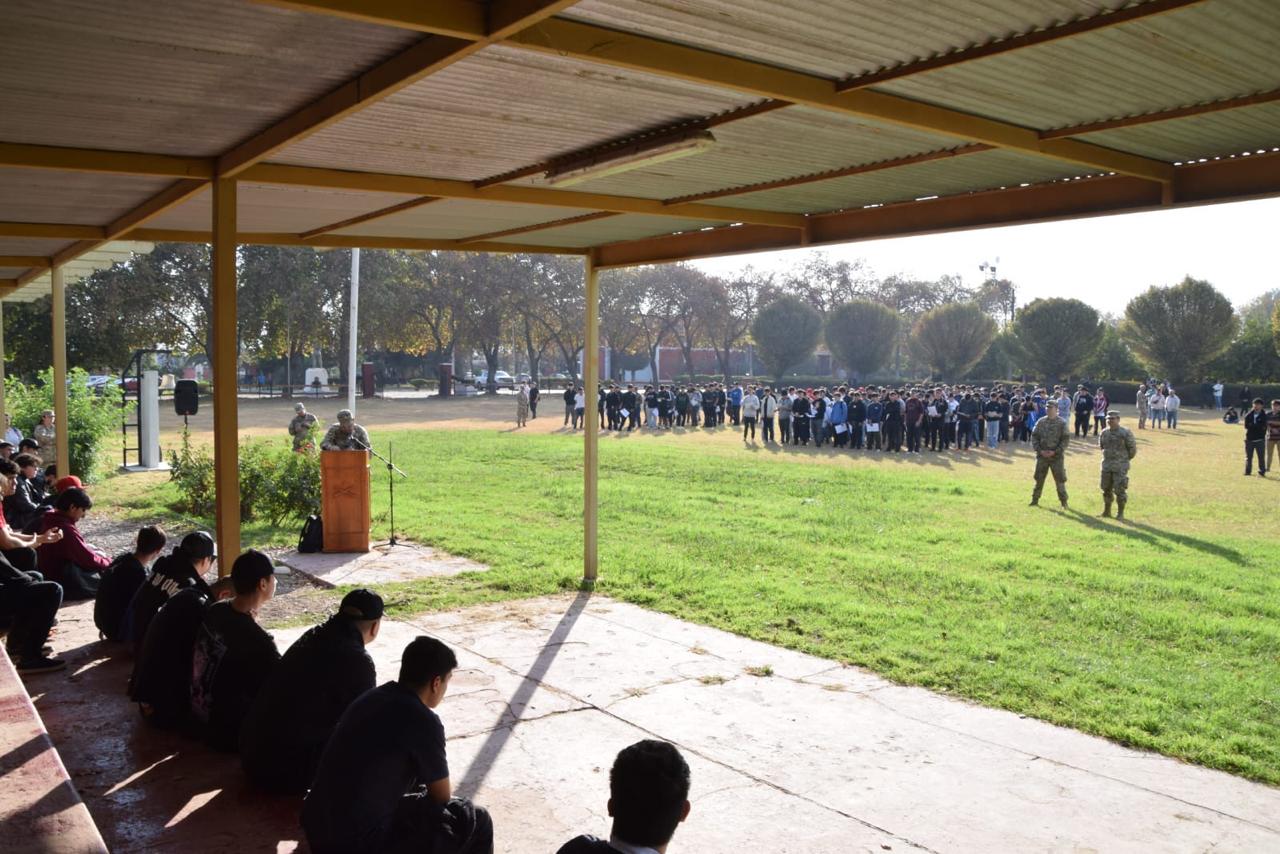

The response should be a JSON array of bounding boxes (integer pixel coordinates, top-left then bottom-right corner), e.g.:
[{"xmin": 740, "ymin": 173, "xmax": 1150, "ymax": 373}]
[
  {"xmin": 95, "ymin": 526, "xmax": 167, "ymax": 643},
  {"xmin": 127, "ymin": 531, "xmax": 216, "ymax": 654},
  {"xmin": 241, "ymin": 589, "xmax": 382, "ymax": 794}
]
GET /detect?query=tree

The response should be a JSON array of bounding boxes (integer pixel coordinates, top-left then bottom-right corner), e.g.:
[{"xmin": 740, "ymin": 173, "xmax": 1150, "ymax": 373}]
[
  {"xmin": 1214, "ymin": 315, "xmax": 1280, "ymax": 382},
  {"xmin": 782, "ymin": 253, "xmax": 876, "ymax": 313},
  {"xmin": 1083, "ymin": 322, "xmax": 1145, "ymax": 381},
  {"xmin": 1122, "ymin": 276, "xmax": 1235, "ymax": 381},
  {"xmin": 823, "ymin": 299, "xmax": 898, "ymax": 379},
  {"xmin": 666, "ymin": 265, "xmax": 715, "ymax": 381},
  {"xmin": 966, "ymin": 329, "xmax": 1026, "ymax": 380},
  {"xmin": 751, "ymin": 295, "xmax": 822, "ymax": 383},
  {"xmin": 1013, "ymin": 298, "xmax": 1104, "ymax": 383},
  {"xmin": 911, "ymin": 302, "xmax": 996, "ymax": 378},
  {"xmin": 703, "ymin": 271, "xmax": 763, "ymax": 384}
]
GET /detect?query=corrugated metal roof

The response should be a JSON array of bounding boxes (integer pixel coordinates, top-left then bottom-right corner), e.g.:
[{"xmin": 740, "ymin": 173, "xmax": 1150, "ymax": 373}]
[
  {"xmin": 0, "ymin": 237, "xmax": 74, "ymax": 258},
  {"xmin": 273, "ymin": 44, "xmax": 755, "ymax": 182},
  {"xmin": 499, "ymin": 213, "xmax": 729, "ymax": 249},
  {"xmin": 510, "ymin": 106, "xmax": 961, "ymax": 200},
  {"xmin": 0, "ymin": 267, "xmax": 29, "ymax": 279},
  {"xmin": 726, "ymin": 149, "xmax": 1085, "ymax": 213},
  {"xmin": 0, "ymin": 0, "xmax": 420, "ymax": 156},
  {"xmin": 880, "ymin": 0, "xmax": 1280, "ymax": 131},
  {"xmin": 146, "ymin": 184, "xmax": 421, "ymax": 233},
  {"xmin": 0, "ymin": 168, "xmax": 171, "ymax": 224},
  {"xmin": 1070, "ymin": 103, "xmax": 1280, "ymax": 163},
  {"xmin": 563, "ymin": 0, "xmax": 1115, "ymax": 79},
  {"xmin": 332, "ymin": 198, "xmax": 598, "ymax": 241},
  {"xmin": 4, "ymin": 241, "xmax": 151, "ymax": 303}
]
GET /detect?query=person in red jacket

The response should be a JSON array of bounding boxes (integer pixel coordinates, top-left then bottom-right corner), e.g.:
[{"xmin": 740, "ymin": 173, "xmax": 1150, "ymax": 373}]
[{"xmin": 37, "ymin": 487, "xmax": 111, "ymax": 600}]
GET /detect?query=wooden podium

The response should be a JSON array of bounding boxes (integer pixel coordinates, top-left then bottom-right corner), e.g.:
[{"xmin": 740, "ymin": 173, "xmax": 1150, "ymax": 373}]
[{"xmin": 320, "ymin": 450, "xmax": 371, "ymax": 553}]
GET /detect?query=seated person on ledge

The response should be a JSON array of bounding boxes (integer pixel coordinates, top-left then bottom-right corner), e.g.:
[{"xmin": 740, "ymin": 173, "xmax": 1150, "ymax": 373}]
[
  {"xmin": 302, "ymin": 636, "xmax": 493, "ymax": 854},
  {"xmin": 557, "ymin": 740, "xmax": 692, "ymax": 854},
  {"xmin": 0, "ymin": 459, "xmax": 65, "ymax": 675},
  {"xmin": 190, "ymin": 550, "xmax": 281, "ymax": 751},
  {"xmin": 241, "ymin": 588, "xmax": 381, "ymax": 794},
  {"xmin": 127, "ymin": 531, "xmax": 216, "ymax": 653},
  {"xmin": 3, "ymin": 453, "xmax": 50, "ymax": 533},
  {"xmin": 36, "ymin": 487, "xmax": 112, "ymax": 600},
  {"xmin": 95, "ymin": 525, "xmax": 167, "ymax": 643}
]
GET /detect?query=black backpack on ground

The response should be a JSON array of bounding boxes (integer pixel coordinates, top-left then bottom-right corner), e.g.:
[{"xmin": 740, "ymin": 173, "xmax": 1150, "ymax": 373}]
[{"xmin": 298, "ymin": 515, "xmax": 323, "ymax": 553}]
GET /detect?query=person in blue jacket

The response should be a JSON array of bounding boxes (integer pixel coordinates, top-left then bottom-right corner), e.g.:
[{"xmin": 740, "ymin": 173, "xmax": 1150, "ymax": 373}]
[{"xmin": 727, "ymin": 384, "xmax": 743, "ymax": 426}]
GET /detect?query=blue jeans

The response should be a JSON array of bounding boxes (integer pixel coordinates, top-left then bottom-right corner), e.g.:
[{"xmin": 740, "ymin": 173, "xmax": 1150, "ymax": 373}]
[
  {"xmin": 986, "ymin": 420, "xmax": 999, "ymax": 448},
  {"xmin": 1214, "ymin": 393, "xmax": 1223, "ymax": 410},
  {"xmin": 1166, "ymin": 410, "xmax": 1178, "ymax": 428}
]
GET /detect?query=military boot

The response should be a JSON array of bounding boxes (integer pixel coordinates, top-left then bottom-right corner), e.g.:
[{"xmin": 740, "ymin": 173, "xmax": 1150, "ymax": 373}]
[
  {"xmin": 1101, "ymin": 495, "xmax": 1112, "ymax": 518},
  {"xmin": 1116, "ymin": 498, "xmax": 1126, "ymax": 521}
]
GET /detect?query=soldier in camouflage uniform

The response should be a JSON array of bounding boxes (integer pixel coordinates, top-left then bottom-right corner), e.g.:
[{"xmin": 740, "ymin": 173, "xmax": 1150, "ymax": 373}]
[
  {"xmin": 320, "ymin": 409, "xmax": 371, "ymax": 451},
  {"xmin": 1029, "ymin": 406, "xmax": 1070, "ymax": 509},
  {"xmin": 1098, "ymin": 410, "xmax": 1137, "ymax": 519}
]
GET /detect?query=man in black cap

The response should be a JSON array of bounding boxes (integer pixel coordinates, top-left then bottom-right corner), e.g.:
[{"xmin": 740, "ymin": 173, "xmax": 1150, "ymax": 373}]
[
  {"xmin": 241, "ymin": 589, "xmax": 383, "ymax": 794},
  {"xmin": 190, "ymin": 550, "xmax": 282, "ymax": 750},
  {"xmin": 302, "ymin": 636, "xmax": 493, "ymax": 854}
]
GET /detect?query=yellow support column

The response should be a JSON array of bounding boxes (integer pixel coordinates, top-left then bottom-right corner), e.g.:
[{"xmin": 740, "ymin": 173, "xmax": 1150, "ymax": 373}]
[
  {"xmin": 582, "ymin": 252, "xmax": 599, "ymax": 584},
  {"xmin": 211, "ymin": 177, "xmax": 240, "ymax": 575},
  {"xmin": 51, "ymin": 266, "xmax": 70, "ymax": 479}
]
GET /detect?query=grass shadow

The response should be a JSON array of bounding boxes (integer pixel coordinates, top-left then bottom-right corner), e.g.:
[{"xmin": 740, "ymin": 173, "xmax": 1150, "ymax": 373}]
[{"xmin": 1065, "ymin": 511, "xmax": 1245, "ymax": 562}]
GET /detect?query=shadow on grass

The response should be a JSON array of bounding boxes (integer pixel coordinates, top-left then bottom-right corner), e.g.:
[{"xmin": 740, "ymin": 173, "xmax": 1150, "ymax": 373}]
[{"xmin": 1065, "ymin": 510, "xmax": 1244, "ymax": 563}]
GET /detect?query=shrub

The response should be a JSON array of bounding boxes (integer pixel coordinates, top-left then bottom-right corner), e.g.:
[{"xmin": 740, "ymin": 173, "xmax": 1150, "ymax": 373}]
[
  {"xmin": 168, "ymin": 430, "xmax": 320, "ymax": 526},
  {"xmin": 408, "ymin": 378, "xmax": 433, "ymax": 390},
  {"xmin": 5, "ymin": 367, "xmax": 122, "ymax": 481}
]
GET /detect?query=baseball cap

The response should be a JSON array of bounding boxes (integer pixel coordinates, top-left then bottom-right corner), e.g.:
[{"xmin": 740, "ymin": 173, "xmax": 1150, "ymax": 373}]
[
  {"xmin": 339, "ymin": 588, "xmax": 385, "ymax": 621},
  {"xmin": 54, "ymin": 475, "xmax": 83, "ymax": 492},
  {"xmin": 180, "ymin": 530, "xmax": 216, "ymax": 561}
]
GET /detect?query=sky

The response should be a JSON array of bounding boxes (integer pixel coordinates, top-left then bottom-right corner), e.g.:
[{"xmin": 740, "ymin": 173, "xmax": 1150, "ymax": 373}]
[{"xmin": 691, "ymin": 196, "xmax": 1280, "ymax": 316}]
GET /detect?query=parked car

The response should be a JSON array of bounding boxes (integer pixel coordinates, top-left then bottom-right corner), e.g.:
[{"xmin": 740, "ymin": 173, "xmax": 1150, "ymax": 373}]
[{"xmin": 474, "ymin": 370, "xmax": 515, "ymax": 388}]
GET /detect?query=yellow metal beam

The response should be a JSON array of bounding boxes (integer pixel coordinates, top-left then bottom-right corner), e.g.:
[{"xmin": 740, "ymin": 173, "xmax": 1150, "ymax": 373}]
[
  {"xmin": 211, "ymin": 178, "xmax": 240, "ymax": 574},
  {"xmin": 50, "ymin": 265, "xmax": 70, "ymax": 479},
  {"xmin": 223, "ymin": 1, "xmax": 576, "ymax": 176},
  {"xmin": 0, "ymin": 256, "xmax": 51, "ymax": 269},
  {"xmin": 506, "ymin": 19, "xmax": 1174, "ymax": 184},
  {"xmin": 240, "ymin": 163, "xmax": 808, "ymax": 228},
  {"xmin": 0, "ymin": 142, "xmax": 214, "ymax": 179},
  {"xmin": 0, "ymin": 223, "xmax": 104, "ymax": 240},
  {"xmin": 125, "ymin": 228, "xmax": 588, "ymax": 255},
  {"xmin": 582, "ymin": 251, "xmax": 599, "ymax": 584}
]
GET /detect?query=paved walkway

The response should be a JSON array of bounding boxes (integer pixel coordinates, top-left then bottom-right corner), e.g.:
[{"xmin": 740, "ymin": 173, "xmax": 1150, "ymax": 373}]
[{"xmin": 25, "ymin": 594, "xmax": 1280, "ymax": 852}]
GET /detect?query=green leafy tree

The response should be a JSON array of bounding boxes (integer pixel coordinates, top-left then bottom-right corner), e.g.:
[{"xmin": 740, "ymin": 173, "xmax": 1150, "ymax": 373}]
[
  {"xmin": 1122, "ymin": 276, "xmax": 1235, "ymax": 382},
  {"xmin": 1213, "ymin": 315, "xmax": 1280, "ymax": 382},
  {"xmin": 911, "ymin": 302, "xmax": 996, "ymax": 378},
  {"xmin": 752, "ymin": 296, "xmax": 823, "ymax": 382},
  {"xmin": 1014, "ymin": 298, "xmax": 1104, "ymax": 384},
  {"xmin": 823, "ymin": 299, "xmax": 898, "ymax": 379},
  {"xmin": 5, "ymin": 368, "xmax": 122, "ymax": 481},
  {"xmin": 1083, "ymin": 323, "xmax": 1145, "ymax": 381},
  {"xmin": 966, "ymin": 329, "xmax": 1026, "ymax": 380}
]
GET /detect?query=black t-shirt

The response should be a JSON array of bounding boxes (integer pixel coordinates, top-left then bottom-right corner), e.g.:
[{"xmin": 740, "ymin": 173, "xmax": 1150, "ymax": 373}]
[
  {"xmin": 128, "ymin": 586, "xmax": 210, "ymax": 725},
  {"xmin": 190, "ymin": 601, "xmax": 280, "ymax": 751},
  {"xmin": 302, "ymin": 682, "xmax": 449, "ymax": 854},
  {"xmin": 557, "ymin": 837, "xmax": 621, "ymax": 854},
  {"xmin": 240, "ymin": 616, "xmax": 376, "ymax": 793},
  {"xmin": 128, "ymin": 551, "xmax": 211, "ymax": 653},
  {"xmin": 94, "ymin": 553, "xmax": 148, "ymax": 642}
]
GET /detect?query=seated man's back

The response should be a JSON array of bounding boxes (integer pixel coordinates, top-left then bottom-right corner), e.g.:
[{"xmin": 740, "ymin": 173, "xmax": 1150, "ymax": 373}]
[
  {"xmin": 128, "ymin": 585, "xmax": 213, "ymax": 728},
  {"xmin": 302, "ymin": 636, "xmax": 492, "ymax": 854},
  {"xmin": 190, "ymin": 551, "xmax": 281, "ymax": 750},
  {"xmin": 240, "ymin": 590, "xmax": 381, "ymax": 793},
  {"xmin": 128, "ymin": 532, "xmax": 216, "ymax": 652}
]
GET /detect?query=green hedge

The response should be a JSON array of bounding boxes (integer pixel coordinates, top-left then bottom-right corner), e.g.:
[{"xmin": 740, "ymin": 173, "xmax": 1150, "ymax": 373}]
[{"xmin": 5, "ymin": 367, "xmax": 122, "ymax": 481}]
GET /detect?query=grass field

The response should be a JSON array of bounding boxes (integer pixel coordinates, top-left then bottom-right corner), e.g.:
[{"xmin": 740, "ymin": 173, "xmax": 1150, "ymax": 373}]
[{"xmin": 97, "ymin": 403, "xmax": 1280, "ymax": 785}]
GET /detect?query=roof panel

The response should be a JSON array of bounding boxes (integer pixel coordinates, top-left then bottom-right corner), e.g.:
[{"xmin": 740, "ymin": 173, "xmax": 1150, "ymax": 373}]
[
  {"xmin": 0, "ymin": 267, "xmax": 29, "ymax": 279},
  {"xmin": 499, "ymin": 213, "xmax": 728, "ymax": 249},
  {"xmin": 513, "ymin": 106, "xmax": 961, "ymax": 202},
  {"xmin": 1077, "ymin": 103, "xmax": 1280, "ymax": 163},
  {"xmin": 147, "ymin": 184, "xmax": 421, "ymax": 233},
  {"xmin": 0, "ymin": 169, "xmax": 172, "ymax": 224},
  {"xmin": 563, "ymin": 0, "xmax": 1112, "ymax": 79},
  {"xmin": 5, "ymin": 241, "xmax": 151, "ymax": 303},
  {"xmin": 880, "ymin": 0, "xmax": 1280, "ymax": 130},
  {"xmin": 273, "ymin": 44, "xmax": 756, "ymax": 182},
  {"xmin": 0, "ymin": 0, "xmax": 420, "ymax": 156},
  {"xmin": 726, "ymin": 149, "xmax": 1084, "ymax": 213},
  {"xmin": 332, "ymin": 198, "xmax": 598, "ymax": 241},
  {"xmin": 0, "ymin": 237, "xmax": 74, "ymax": 258}
]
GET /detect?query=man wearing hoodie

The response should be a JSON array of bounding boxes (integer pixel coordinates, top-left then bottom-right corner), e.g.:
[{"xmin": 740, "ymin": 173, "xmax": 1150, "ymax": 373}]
[{"xmin": 36, "ymin": 487, "xmax": 112, "ymax": 600}]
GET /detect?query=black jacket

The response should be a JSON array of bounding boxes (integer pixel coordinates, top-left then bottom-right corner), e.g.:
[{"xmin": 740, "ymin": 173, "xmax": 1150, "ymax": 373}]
[
  {"xmin": 3, "ymin": 475, "xmax": 48, "ymax": 533},
  {"xmin": 241, "ymin": 617, "xmax": 376, "ymax": 794},
  {"xmin": 1244, "ymin": 409, "xmax": 1268, "ymax": 441}
]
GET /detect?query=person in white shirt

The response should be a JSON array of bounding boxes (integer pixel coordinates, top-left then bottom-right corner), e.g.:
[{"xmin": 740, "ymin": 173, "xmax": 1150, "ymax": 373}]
[
  {"xmin": 740, "ymin": 388, "xmax": 761, "ymax": 442},
  {"xmin": 1148, "ymin": 389, "xmax": 1165, "ymax": 429},
  {"xmin": 1213, "ymin": 380, "xmax": 1225, "ymax": 411},
  {"xmin": 1164, "ymin": 390, "xmax": 1181, "ymax": 429},
  {"xmin": 572, "ymin": 388, "xmax": 586, "ymax": 430}
]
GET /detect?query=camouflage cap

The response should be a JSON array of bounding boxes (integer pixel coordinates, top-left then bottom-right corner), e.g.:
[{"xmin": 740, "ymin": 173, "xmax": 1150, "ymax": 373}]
[
  {"xmin": 336, "ymin": 409, "xmax": 354, "ymax": 421},
  {"xmin": 1106, "ymin": 410, "xmax": 1121, "ymax": 418}
]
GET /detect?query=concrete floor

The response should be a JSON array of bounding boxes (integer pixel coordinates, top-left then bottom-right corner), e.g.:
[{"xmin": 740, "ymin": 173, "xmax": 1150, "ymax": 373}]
[{"xmin": 25, "ymin": 594, "xmax": 1280, "ymax": 853}]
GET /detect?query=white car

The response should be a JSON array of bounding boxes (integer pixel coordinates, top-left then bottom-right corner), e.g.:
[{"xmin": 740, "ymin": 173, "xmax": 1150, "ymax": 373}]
[{"xmin": 474, "ymin": 370, "xmax": 515, "ymax": 387}]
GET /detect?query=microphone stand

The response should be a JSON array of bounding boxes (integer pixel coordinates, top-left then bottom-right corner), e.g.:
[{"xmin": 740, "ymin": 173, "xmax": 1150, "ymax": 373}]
[{"xmin": 354, "ymin": 437, "xmax": 407, "ymax": 548}]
